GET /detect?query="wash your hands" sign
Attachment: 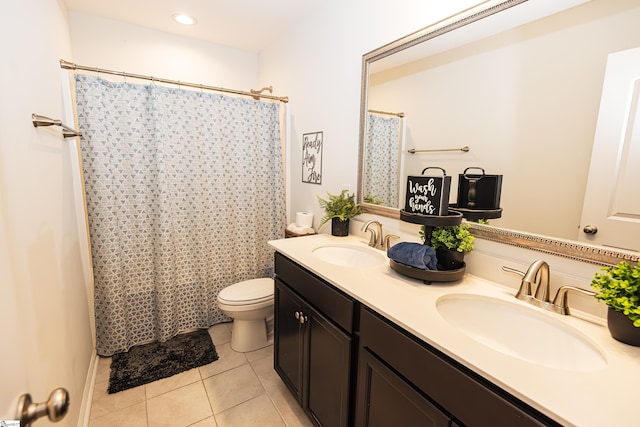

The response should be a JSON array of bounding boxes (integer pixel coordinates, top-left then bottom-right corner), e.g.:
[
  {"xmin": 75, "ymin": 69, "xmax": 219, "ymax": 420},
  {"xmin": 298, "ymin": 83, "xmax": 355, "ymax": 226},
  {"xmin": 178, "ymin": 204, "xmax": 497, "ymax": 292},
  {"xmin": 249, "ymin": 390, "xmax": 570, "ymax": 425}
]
[{"xmin": 404, "ymin": 167, "xmax": 451, "ymax": 216}]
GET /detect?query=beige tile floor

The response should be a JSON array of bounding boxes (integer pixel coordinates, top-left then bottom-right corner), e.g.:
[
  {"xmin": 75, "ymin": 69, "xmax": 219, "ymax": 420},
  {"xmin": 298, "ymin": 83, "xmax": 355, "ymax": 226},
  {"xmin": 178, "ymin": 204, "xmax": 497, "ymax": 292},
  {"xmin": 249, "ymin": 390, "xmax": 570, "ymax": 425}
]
[{"xmin": 89, "ymin": 323, "xmax": 314, "ymax": 427}]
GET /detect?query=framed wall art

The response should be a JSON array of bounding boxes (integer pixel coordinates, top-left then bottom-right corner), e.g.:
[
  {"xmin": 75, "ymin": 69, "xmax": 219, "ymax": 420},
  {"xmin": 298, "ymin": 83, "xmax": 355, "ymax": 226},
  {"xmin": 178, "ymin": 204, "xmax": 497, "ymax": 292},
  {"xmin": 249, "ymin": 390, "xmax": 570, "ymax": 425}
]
[{"xmin": 302, "ymin": 131, "xmax": 323, "ymax": 184}]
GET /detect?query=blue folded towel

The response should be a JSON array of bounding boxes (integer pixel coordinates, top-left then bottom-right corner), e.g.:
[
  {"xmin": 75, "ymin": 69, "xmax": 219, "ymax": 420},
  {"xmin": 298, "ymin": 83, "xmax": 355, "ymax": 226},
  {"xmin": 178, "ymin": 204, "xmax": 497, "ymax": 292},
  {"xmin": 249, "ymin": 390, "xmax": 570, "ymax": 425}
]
[{"xmin": 387, "ymin": 242, "xmax": 438, "ymax": 270}]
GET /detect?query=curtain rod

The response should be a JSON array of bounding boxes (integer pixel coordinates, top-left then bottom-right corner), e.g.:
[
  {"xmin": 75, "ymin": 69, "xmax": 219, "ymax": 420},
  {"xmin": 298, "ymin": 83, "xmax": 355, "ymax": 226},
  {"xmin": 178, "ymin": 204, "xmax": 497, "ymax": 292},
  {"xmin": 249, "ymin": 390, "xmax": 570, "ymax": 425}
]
[
  {"xmin": 368, "ymin": 109, "xmax": 404, "ymax": 118},
  {"xmin": 59, "ymin": 59, "xmax": 289, "ymax": 103}
]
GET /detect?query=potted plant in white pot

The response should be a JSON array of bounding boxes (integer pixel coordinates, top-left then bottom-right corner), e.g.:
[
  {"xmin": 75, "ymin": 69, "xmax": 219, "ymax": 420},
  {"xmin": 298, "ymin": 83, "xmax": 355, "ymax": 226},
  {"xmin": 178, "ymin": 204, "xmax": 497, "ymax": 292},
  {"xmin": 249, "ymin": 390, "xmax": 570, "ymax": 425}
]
[
  {"xmin": 420, "ymin": 223, "xmax": 474, "ymax": 270},
  {"xmin": 317, "ymin": 190, "xmax": 362, "ymax": 236},
  {"xmin": 591, "ymin": 260, "xmax": 640, "ymax": 346}
]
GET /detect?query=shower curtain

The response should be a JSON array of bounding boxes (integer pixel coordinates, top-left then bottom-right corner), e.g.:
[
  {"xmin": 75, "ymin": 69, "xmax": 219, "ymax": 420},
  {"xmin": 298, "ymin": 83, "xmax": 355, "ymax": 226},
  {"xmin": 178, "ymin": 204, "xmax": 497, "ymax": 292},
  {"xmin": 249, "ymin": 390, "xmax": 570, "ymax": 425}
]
[
  {"xmin": 364, "ymin": 113, "xmax": 402, "ymax": 206},
  {"xmin": 74, "ymin": 74, "xmax": 286, "ymax": 356}
]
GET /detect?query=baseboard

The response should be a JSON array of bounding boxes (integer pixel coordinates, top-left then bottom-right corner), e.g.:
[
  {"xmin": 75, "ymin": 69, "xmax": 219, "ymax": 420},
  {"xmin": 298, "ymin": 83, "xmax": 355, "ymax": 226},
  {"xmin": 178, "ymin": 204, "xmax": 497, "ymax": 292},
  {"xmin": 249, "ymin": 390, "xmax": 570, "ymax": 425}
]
[{"xmin": 77, "ymin": 351, "xmax": 99, "ymax": 427}]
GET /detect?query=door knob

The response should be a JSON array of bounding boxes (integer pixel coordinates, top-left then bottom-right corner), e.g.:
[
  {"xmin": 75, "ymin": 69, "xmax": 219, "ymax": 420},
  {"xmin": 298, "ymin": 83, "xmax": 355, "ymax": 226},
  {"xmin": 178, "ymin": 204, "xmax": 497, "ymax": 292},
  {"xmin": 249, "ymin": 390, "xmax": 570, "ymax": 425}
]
[
  {"xmin": 16, "ymin": 387, "xmax": 70, "ymax": 427},
  {"xmin": 583, "ymin": 225, "xmax": 598, "ymax": 235}
]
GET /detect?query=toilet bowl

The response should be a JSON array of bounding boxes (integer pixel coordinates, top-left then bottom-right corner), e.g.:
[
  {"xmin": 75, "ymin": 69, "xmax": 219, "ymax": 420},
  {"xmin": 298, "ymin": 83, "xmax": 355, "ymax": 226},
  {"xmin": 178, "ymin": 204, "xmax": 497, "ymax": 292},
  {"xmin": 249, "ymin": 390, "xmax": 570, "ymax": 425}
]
[{"xmin": 217, "ymin": 278, "xmax": 274, "ymax": 352}]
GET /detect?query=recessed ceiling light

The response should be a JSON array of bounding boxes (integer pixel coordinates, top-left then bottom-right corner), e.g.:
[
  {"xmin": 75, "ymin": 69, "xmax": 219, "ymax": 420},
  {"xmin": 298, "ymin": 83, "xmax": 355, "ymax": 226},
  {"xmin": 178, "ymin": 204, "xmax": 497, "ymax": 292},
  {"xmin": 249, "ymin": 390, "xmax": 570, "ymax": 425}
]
[{"xmin": 173, "ymin": 14, "xmax": 197, "ymax": 25}]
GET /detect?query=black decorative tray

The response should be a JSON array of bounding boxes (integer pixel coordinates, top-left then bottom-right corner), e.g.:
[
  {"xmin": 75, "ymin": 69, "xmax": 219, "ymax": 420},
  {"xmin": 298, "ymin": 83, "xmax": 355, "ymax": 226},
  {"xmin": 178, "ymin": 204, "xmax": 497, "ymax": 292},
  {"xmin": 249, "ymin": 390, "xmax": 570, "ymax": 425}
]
[
  {"xmin": 399, "ymin": 210, "xmax": 463, "ymax": 227},
  {"xmin": 449, "ymin": 205, "xmax": 502, "ymax": 220},
  {"xmin": 389, "ymin": 259, "xmax": 465, "ymax": 285}
]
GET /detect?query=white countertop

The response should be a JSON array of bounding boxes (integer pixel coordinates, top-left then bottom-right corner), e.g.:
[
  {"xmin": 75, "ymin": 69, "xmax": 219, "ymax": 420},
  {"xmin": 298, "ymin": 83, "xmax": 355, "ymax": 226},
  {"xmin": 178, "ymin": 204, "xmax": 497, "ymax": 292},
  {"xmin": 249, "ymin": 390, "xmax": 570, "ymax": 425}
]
[{"xmin": 269, "ymin": 234, "xmax": 640, "ymax": 427}]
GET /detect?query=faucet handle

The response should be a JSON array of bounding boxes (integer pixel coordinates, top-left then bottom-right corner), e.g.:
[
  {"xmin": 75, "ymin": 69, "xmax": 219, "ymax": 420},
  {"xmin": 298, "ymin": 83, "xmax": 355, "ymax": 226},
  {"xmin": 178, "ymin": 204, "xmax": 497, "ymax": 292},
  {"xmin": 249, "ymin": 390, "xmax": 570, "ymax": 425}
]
[
  {"xmin": 502, "ymin": 266, "xmax": 531, "ymax": 299},
  {"xmin": 502, "ymin": 266, "xmax": 525, "ymax": 277},
  {"xmin": 552, "ymin": 286, "xmax": 598, "ymax": 315},
  {"xmin": 384, "ymin": 234, "xmax": 400, "ymax": 251}
]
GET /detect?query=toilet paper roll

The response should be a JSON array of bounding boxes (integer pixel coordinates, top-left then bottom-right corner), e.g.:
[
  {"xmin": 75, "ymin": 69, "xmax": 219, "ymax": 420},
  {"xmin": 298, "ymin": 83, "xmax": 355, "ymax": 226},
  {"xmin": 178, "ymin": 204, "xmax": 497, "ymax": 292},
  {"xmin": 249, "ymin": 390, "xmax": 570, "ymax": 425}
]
[{"xmin": 295, "ymin": 212, "xmax": 314, "ymax": 228}]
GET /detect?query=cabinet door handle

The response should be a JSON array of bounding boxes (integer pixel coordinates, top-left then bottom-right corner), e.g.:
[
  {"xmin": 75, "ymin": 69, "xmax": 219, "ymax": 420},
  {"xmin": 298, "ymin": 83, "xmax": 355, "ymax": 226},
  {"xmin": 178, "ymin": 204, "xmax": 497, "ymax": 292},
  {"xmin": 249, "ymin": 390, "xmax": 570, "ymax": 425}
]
[{"xmin": 294, "ymin": 311, "xmax": 308, "ymax": 324}]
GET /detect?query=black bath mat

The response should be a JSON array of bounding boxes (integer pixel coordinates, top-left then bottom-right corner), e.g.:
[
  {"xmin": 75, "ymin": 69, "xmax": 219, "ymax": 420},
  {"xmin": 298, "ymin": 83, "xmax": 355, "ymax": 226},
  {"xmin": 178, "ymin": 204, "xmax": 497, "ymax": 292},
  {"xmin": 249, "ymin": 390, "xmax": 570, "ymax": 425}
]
[{"xmin": 108, "ymin": 329, "xmax": 218, "ymax": 394}]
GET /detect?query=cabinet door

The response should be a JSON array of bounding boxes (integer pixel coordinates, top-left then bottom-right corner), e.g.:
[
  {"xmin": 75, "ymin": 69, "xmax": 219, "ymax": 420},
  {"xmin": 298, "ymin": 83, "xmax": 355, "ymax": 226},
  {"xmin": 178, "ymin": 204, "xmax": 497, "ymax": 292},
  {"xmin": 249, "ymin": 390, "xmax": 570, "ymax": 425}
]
[
  {"xmin": 358, "ymin": 307, "xmax": 556, "ymax": 427},
  {"xmin": 355, "ymin": 348, "xmax": 450, "ymax": 427},
  {"xmin": 305, "ymin": 304, "xmax": 352, "ymax": 427},
  {"xmin": 274, "ymin": 278, "xmax": 305, "ymax": 403}
]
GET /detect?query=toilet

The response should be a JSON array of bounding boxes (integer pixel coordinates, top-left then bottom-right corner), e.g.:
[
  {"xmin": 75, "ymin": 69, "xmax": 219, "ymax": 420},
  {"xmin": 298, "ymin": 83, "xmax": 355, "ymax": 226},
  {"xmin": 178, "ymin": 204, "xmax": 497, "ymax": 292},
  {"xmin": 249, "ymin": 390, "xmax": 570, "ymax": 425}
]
[{"xmin": 217, "ymin": 278, "xmax": 274, "ymax": 352}]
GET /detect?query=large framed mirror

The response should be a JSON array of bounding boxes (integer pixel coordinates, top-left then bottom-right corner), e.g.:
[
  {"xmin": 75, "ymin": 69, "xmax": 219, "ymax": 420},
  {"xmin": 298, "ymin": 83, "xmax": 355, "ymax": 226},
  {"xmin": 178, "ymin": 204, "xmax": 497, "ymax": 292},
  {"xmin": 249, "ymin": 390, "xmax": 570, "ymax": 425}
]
[{"xmin": 357, "ymin": 0, "xmax": 640, "ymax": 265}]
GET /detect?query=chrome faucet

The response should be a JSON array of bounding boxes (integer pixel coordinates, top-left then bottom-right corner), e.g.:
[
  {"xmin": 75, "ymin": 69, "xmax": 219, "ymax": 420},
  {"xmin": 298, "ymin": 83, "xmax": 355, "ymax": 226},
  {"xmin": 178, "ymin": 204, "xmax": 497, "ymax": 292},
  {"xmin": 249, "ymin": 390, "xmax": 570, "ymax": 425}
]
[
  {"xmin": 503, "ymin": 260, "xmax": 597, "ymax": 315},
  {"xmin": 362, "ymin": 220, "xmax": 382, "ymax": 248},
  {"xmin": 522, "ymin": 259, "xmax": 551, "ymax": 303},
  {"xmin": 503, "ymin": 260, "xmax": 549, "ymax": 303},
  {"xmin": 361, "ymin": 220, "xmax": 399, "ymax": 250}
]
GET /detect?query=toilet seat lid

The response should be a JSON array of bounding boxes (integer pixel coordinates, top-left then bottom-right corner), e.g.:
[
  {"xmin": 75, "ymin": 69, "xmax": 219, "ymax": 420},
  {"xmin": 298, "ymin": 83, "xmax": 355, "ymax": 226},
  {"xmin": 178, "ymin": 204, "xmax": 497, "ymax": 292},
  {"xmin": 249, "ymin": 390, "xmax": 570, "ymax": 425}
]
[{"xmin": 218, "ymin": 278, "xmax": 274, "ymax": 305}]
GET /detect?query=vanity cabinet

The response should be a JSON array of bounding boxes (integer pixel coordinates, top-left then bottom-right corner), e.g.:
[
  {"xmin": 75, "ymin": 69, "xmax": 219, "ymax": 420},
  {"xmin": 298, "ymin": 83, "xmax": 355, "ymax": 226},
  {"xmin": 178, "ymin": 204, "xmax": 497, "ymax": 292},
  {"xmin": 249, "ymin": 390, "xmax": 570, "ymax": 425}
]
[
  {"xmin": 274, "ymin": 252, "xmax": 355, "ymax": 427},
  {"xmin": 356, "ymin": 345, "xmax": 451, "ymax": 426},
  {"xmin": 356, "ymin": 306, "xmax": 561, "ymax": 427},
  {"xmin": 273, "ymin": 251, "xmax": 562, "ymax": 427}
]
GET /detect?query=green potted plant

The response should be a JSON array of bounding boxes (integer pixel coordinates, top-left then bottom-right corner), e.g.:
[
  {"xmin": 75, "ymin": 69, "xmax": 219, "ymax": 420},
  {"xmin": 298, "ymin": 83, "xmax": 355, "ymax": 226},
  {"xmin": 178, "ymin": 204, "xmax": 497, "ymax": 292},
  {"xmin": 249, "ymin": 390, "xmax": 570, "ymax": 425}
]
[
  {"xmin": 591, "ymin": 261, "xmax": 640, "ymax": 346},
  {"xmin": 420, "ymin": 223, "xmax": 474, "ymax": 270},
  {"xmin": 317, "ymin": 190, "xmax": 362, "ymax": 236}
]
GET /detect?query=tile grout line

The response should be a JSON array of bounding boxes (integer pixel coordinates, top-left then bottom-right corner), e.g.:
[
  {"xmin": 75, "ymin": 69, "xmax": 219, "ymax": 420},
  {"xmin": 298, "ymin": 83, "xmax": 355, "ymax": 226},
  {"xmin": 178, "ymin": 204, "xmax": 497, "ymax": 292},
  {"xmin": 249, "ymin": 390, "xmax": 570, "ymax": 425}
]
[
  {"xmin": 90, "ymin": 324, "xmax": 289, "ymax": 427},
  {"xmin": 247, "ymin": 356, "xmax": 290, "ymax": 426}
]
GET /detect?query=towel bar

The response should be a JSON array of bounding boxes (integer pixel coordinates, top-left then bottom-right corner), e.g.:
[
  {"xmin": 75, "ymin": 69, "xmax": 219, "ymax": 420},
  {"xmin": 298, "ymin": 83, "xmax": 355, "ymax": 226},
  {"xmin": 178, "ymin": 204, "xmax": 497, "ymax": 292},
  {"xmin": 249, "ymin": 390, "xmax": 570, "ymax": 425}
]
[{"xmin": 32, "ymin": 113, "xmax": 81, "ymax": 138}]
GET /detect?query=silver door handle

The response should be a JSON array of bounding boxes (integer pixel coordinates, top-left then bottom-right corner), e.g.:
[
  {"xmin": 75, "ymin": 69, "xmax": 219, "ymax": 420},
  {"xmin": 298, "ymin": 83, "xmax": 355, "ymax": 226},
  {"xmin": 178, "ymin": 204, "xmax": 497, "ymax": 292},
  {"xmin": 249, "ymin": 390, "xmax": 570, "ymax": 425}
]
[
  {"xmin": 583, "ymin": 225, "xmax": 598, "ymax": 235},
  {"xmin": 16, "ymin": 388, "xmax": 69, "ymax": 427}
]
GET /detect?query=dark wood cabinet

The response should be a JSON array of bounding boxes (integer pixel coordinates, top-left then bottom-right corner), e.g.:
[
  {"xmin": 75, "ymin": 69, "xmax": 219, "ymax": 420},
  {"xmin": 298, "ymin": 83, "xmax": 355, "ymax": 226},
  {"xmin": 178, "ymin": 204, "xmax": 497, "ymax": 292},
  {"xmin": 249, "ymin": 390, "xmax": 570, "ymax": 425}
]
[
  {"xmin": 356, "ymin": 306, "xmax": 561, "ymax": 427},
  {"xmin": 306, "ymin": 302, "xmax": 352, "ymax": 426},
  {"xmin": 356, "ymin": 346, "xmax": 450, "ymax": 427},
  {"xmin": 274, "ymin": 253, "xmax": 355, "ymax": 427},
  {"xmin": 274, "ymin": 253, "xmax": 562, "ymax": 427},
  {"xmin": 274, "ymin": 278, "xmax": 305, "ymax": 401}
]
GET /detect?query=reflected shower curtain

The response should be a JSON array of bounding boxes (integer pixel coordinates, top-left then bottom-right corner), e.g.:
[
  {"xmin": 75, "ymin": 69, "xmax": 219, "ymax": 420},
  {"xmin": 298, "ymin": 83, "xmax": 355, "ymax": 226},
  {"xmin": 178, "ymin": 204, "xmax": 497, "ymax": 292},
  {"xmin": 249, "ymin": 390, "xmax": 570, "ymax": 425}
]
[
  {"xmin": 364, "ymin": 113, "xmax": 402, "ymax": 206},
  {"xmin": 74, "ymin": 75, "xmax": 286, "ymax": 356}
]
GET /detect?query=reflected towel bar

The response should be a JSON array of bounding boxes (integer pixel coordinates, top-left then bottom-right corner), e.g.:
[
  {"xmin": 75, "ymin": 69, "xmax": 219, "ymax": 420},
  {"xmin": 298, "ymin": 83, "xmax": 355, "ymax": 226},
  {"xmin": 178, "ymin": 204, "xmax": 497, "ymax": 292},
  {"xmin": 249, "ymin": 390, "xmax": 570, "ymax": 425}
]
[
  {"xmin": 32, "ymin": 114, "xmax": 81, "ymax": 138},
  {"xmin": 408, "ymin": 146, "xmax": 469, "ymax": 154}
]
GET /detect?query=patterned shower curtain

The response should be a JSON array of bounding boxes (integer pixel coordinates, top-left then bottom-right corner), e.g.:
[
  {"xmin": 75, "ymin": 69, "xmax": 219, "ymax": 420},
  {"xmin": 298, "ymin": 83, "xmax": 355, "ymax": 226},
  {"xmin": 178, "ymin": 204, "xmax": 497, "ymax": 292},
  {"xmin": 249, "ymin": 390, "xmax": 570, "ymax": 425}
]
[
  {"xmin": 364, "ymin": 113, "xmax": 402, "ymax": 206},
  {"xmin": 74, "ymin": 74, "xmax": 286, "ymax": 356}
]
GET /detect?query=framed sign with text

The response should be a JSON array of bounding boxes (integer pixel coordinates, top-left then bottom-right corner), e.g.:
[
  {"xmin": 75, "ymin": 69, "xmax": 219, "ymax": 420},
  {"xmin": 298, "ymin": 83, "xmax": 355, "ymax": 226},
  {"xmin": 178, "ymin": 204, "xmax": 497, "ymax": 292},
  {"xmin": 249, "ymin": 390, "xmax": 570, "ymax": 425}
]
[
  {"xmin": 302, "ymin": 131, "xmax": 323, "ymax": 184},
  {"xmin": 404, "ymin": 167, "xmax": 451, "ymax": 216}
]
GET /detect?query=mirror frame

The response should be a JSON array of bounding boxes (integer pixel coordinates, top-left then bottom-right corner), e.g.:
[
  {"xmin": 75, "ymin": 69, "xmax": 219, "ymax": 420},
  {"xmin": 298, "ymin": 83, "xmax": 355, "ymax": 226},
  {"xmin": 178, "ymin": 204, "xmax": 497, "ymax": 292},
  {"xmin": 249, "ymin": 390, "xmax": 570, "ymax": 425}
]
[{"xmin": 357, "ymin": 0, "xmax": 640, "ymax": 266}]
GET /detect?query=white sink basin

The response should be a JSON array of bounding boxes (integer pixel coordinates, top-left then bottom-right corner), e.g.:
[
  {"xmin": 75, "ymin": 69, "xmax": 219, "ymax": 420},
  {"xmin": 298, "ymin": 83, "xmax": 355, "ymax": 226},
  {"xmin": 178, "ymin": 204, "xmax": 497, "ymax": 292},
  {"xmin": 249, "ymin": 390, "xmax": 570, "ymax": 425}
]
[
  {"xmin": 436, "ymin": 294, "xmax": 607, "ymax": 371},
  {"xmin": 312, "ymin": 244, "xmax": 386, "ymax": 267}
]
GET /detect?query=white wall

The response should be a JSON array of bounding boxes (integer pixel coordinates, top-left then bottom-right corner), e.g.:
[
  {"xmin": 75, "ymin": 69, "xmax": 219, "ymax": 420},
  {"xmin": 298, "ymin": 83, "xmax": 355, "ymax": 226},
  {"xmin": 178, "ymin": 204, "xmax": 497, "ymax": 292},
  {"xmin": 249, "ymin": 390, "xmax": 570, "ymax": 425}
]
[
  {"xmin": 259, "ymin": 0, "xmax": 489, "ymax": 233},
  {"xmin": 68, "ymin": 11, "xmax": 259, "ymax": 91},
  {"xmin": 0, "ymin": 0, "xmax": 93, "ymax": 425}
]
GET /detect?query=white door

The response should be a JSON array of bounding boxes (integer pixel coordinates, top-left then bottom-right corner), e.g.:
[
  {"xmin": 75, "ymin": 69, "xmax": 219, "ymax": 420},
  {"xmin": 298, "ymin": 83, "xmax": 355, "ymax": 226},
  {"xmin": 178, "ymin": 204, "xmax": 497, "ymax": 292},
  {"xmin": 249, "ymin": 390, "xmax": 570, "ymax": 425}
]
[{"xmin": 579, "ymin": 47, "xmax": 640, "ymax": 251}]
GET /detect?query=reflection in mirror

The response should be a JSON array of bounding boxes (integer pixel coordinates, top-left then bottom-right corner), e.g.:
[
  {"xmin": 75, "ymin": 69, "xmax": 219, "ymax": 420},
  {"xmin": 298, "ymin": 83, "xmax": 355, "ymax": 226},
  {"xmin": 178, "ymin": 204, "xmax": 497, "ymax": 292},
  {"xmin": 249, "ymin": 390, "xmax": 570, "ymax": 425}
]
[
  {"xmin": 363, "ymin": 110, "xmax": 404, "ymax": 207},
  {"xmin": 357, "ymin": 0, "xmax": 640, "ymax": 264}
]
